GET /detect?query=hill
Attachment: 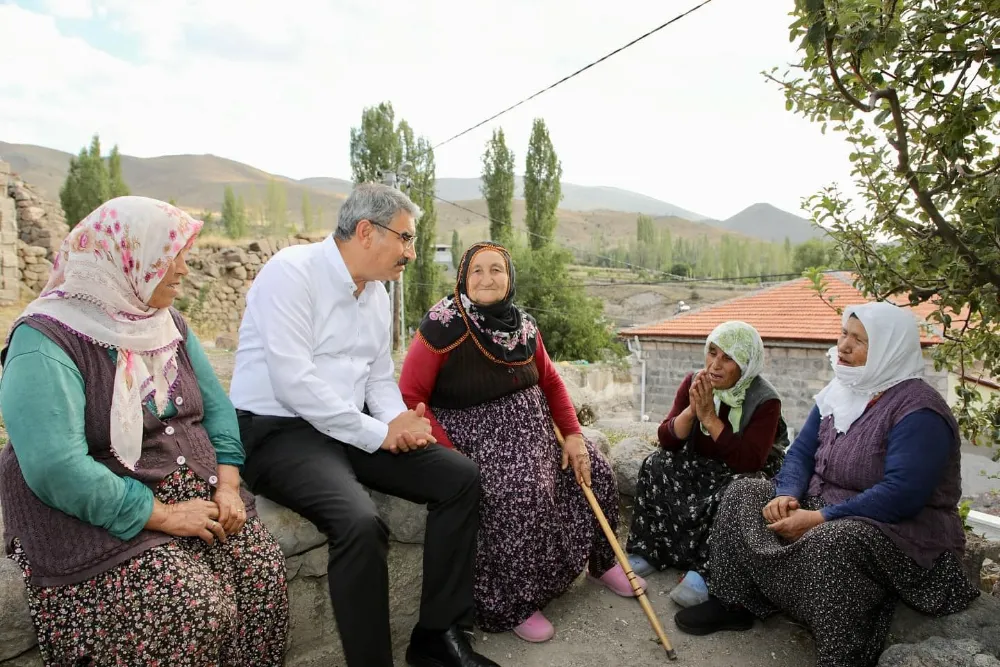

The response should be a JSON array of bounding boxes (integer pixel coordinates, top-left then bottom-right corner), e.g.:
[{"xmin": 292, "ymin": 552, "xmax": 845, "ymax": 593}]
[
  {"xmin": 0, "ymin": 141, "xmax": 757, "ymax": 247},
  {"xmin": 434, "ymin": 177, "xmax": 706, "ymax": 220},
  {"xmin": 706, "ymin": 202, "xmax": 826, "ymax": 244}
]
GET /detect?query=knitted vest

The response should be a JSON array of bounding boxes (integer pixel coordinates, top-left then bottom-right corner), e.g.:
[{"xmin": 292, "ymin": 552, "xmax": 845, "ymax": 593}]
[
  {"xmin": 0, "ymin": 310, "xmax": 255, "ymax": 586},
  {"xmin": 806, "ymin": 378, "xmax": 965, "ymax": 568}
]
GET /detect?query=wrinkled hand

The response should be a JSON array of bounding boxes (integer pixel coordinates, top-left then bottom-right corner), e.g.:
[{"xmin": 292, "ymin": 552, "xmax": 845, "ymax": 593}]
[
  {"xmin": 689, "ymin": 371, "xmax": 716, "ymax": 423},
  {"xmin": 146, "ymin": 498, "xmax": 227, "ymax": 545},
  {"xmin": 561, "ymin": 433, "xmax": 592, "ymax": 487},
  {"xmin": 383, "ymin": 403, "xmax": 437, "ymax": 454},
  {"xmin": 212, "ymin": 485, "xmax": 247, "ymax": 535},
  {"xmin": 763, "ymin": 495, "xmax": 800, "ymax": 524},
  {"xmin": 767, "ymin": 509, "xmax": 825, "ymax": 542}
]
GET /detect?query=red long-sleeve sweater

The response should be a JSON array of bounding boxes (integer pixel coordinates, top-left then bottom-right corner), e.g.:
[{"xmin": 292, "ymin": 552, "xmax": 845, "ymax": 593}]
[
  {"xmin": 658, "ymin": 372, "xmax": 781, "ymax": 473},
  {"xmin": 398, "ymin": 331, "xmax": 581, "ymax": 449}
]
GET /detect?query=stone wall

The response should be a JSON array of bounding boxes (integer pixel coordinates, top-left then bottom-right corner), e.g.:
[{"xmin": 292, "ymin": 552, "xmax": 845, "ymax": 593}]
[
  {"xmin": 8, "ymin": 176, "xmax": 66, "ymax": 263},
  {"xmin": 179, "ymin": 237, "xmax": 317, "ymax": 332},
  {"xmin": 0, "ymin": 162, "xmax": 18, "ymax": 304},
  {"xmin": 630, "ymin": 337, "xmax": 948, "ymax": 433}
]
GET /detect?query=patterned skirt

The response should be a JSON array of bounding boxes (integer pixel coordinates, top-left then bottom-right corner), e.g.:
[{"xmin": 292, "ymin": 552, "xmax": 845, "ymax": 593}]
[
  {"xmin": 626, "ymin": 444, "xmax": 781, "ymax": 575},
  {"xmin": 10, "ymin": 467, "xmax": 289, "ymax": 667},
  {"xmin": 434, "ymin": 385, "xmax": 619, "ymax": 633},
  {"xmin": 710, "ymin": 477, "xmax": 980, "ymax": 667}
]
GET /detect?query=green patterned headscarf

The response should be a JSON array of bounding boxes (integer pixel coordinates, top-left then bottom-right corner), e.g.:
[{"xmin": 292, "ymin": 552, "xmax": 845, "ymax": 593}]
[{"xmin": 702, "ymin": 321, "xmax": 765, "ymax": 433}]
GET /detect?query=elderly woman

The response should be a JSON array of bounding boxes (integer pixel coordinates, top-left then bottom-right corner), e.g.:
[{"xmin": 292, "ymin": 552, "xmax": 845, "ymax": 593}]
[
  {"xmin": 0, "ymin": 197, "xmax": 288, "ymax": 666},
  {"xmin": 398, "ymin": 241, "xmax": 642, "ymax": 644},
  {"xmin": 626, "ymin": 321, "xmax": 787, "ymax": 607},
  {"xmin": 675, "ymin": 302, "xmax": 980, "ymax": 667}
]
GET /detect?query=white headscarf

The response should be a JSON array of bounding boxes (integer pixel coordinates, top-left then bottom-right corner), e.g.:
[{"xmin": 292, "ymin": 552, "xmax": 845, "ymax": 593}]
[
  {"xmin": 814, "ymin": 301, "xmax": 925, "ymax": 433},
  {"xmin": 14, "ymin": 196, "xmax": 203, "ymax": 469}
]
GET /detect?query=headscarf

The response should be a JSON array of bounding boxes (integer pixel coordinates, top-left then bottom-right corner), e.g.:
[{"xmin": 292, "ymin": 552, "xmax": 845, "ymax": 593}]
[
  {"xmin": 814, "ymin": 301, "xmax": 925, "ymax": 433},
  {"xmin": 12, "ymin": 196, "xmax": 203, "ymax": 470},
  {"xmin": 703, "ymin": 320, "xmax": 765, "ymax": 433},
  {"xmin": 417, "ymin": 241, "xmax": 538, "ymax": 365}
]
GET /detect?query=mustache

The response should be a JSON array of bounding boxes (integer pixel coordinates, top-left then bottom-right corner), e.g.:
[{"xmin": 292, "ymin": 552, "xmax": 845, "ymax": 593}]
[{"xmin": 396, "ymin": 258, "xmax": 409, "ymax": 266}]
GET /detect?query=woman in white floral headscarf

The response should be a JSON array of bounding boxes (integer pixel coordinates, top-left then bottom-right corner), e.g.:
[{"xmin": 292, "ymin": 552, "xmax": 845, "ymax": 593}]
[
  {"xmin": 0, "ymin": 196, "xmax": 288, "ymax": 666},
  {"xmin": 626, "ymin": 320, "xmax": 788, "ymax": 607}
]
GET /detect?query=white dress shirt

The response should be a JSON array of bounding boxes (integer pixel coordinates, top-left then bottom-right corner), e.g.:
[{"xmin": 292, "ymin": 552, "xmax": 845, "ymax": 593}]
[{"xmin": 229, "ymin": 235, "xmax": 408, "ymax": 453}]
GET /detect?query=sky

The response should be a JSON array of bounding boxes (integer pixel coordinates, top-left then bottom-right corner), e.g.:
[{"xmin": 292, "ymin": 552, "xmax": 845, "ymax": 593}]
[{"xmin": 0, "ymin": 0, "xmax": 858, "ymax": 221}]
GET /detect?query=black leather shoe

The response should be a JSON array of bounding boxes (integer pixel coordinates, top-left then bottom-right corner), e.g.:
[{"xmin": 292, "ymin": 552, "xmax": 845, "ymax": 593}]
[
  {"xmin": 405, "ymin": 625, "xmax": 501, "ymax": 667},
  {"xmin": 674, "ymin": 596, "xmax": 755, "ymax": 636}
]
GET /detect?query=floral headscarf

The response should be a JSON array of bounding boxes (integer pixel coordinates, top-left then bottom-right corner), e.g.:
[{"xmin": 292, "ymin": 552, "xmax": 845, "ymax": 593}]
[
  {"xmin": 13, "ymin": 196, "xmax": 203, "ymax": 470},
  {"xmin": 703, "ymin": 320, "xmax": 765, "ymax": 433},
  {"xmin": 417, "ymin": 241, "xmax": 538, "ymax": 365}
]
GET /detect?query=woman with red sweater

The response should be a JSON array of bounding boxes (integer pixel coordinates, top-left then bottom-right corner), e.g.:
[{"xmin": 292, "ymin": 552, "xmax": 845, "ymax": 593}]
[
  {"xmin": 626, "ymin": 321, "xmax": 788, "ymax": 607},
  {"xmin": 399, "ymin": 241, "xmax": 642, "ymax": 645}
]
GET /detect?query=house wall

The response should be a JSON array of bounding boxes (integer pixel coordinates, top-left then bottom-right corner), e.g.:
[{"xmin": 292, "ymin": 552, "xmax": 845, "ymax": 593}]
[{"xmin": 631, "ymin": 337, "xmax": 948, "ymax": 435}]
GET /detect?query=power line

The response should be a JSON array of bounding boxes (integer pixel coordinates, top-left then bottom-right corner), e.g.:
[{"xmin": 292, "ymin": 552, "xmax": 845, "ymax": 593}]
[{"xmin": 425, "ymin": 0, "xmax": 716, "ymax": 153}]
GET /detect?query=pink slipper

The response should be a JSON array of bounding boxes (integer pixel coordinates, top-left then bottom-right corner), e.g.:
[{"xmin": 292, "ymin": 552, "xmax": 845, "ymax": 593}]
[
  {"xmin": 512, "ymin": 610, "xmax": 555, "ymax": 643},
  {"xmin": 590, "ymin": 564, "xmax": 646, "ymax": 597}
]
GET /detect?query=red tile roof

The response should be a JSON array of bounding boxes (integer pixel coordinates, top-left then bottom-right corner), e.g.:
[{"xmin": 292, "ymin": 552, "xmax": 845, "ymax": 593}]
[{"xmin": 620, "ymin": 274, "xmax": 945, "ymax": 345}]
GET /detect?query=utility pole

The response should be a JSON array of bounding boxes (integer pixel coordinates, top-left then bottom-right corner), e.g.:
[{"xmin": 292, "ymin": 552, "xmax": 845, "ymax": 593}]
[{"xmin": 381, "ymin": 168, "xmax": 409, "ymax": 352}]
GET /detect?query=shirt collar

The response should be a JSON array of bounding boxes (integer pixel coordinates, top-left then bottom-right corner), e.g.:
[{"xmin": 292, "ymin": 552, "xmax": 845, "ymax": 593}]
[{"xmin": 323, "ymin": 235, "xmax": 373, "ymax": 300}]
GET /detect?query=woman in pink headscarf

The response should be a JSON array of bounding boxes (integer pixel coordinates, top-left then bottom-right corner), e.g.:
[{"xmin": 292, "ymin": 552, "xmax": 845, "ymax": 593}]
[{"xmin": 0, "ymin": 197, "xmax": 288, "ymax": 666}]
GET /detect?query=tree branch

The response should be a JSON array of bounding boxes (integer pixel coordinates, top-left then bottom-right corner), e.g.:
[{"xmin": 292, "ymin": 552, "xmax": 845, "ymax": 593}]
[
  {"xmin": 826, "ymin": 36, "xmax": 872, "ymax": 111},
  {"xmin": 873, "ymin": 87, "xmax": 1000, "ymax": 288},
  {"xmin": 763, "ymin": 73, "xmax": 843, "ymax": 104}
]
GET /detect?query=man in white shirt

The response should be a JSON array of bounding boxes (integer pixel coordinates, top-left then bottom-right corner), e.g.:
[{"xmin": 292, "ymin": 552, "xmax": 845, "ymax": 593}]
[{"xmin": 230, "ymin": 184, "xmax": 498, "ymax": 667}]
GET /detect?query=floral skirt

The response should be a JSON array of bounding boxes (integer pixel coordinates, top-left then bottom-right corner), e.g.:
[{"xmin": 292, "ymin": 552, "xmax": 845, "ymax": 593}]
[
  {"xmin": 434, "ymin": 385, "xmax": 619, "ymax": 633},
  {"xmin": 709, "ymin": 477, "xmax": 980, "ymax": 667},
  {"xmin": 10, "ymin": 467, "xmax": 289, "ymax": 667},
  {"xmin": 626, "ymin": 444, "xmax": 781, "ymax": 575}
]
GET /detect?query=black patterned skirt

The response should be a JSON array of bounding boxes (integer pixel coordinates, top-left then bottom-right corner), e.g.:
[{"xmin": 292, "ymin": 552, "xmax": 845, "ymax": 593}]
[
  {"xmin": 10, "ymin": 467, "xmax": 289, "ymax": 667},
  {"xmin": 709, "ymin": 477, "xmax": 980, "ymax": 667},
  {"xmin": 434, "ymin": 385, "xmax": 619, "ymax": 633},
  {"xmin": 626, "ymin": 444, "xmax": 781, "ymax": 575}
]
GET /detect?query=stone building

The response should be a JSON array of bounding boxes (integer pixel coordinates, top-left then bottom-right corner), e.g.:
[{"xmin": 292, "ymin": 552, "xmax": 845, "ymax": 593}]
[
  {"xmin": 619, "ymin": 274, "xmax": 948, "ymax": 433},
  {"xmin": 0, "ymin": 161, "xmax": 18, "ymax": 304}
]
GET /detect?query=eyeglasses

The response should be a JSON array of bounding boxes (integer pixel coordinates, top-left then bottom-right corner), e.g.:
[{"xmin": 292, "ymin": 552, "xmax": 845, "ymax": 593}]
[{"xmin": 368, "ymin": 220, "xmax": 416, "ymax": 249}]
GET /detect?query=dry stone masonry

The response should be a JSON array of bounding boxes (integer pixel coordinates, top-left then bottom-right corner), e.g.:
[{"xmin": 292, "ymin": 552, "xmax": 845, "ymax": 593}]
[{"xmin": 0, "ymin": 162, "xmax": 19, "ymax": 305}]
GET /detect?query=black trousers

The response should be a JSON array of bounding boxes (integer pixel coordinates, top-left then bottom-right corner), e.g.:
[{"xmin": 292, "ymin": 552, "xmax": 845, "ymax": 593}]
[{"xmin": 237, "ymin": 412, "xmax": 480, "ymax": 667}]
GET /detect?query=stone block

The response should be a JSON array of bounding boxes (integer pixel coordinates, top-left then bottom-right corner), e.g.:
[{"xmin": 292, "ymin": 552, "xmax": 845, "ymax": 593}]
[
  {"xmin": 609, "ymin": 437, "xmax": 657, "ymax": 497},
  {"xmin": 0, "ymin": 515, "xmax": 35, "ymax": 662},
  {"xmin": 879, "ymin": 637, "xmax": 1000, "ymax": 666},
  {"xmin": 227, "ymin": 278, "xmax": 244, "ymax": 289},
  {"xmin": 888, "ymin": 593, "xmax": 1000, "ymax": 658}
]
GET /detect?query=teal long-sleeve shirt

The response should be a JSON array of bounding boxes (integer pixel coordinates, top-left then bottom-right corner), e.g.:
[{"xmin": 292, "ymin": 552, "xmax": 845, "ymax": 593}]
[{"xmin": 0, "ymin": 324, "xmax": 244, "ymax": 542}]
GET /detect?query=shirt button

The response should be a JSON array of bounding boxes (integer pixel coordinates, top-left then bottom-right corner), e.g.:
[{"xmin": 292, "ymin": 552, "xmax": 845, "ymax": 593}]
[
  {"xmin": 175, "ymin": 396, "xmax": 184, "ymax": 406},
  {"xmin": 176, "ymin": 455, "xmax": 186, "ymax": 465},
  {"xmin": 164, "ymin": 426, "xmax": 176, "ymax": 435},
  {"xmin": 209, "ymin": 475, "xmax": 218, "ymax": 485}
]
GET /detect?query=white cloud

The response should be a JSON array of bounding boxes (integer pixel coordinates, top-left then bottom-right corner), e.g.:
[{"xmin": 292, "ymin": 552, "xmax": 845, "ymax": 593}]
[
  {"xmin": 0, "ymin": 0, "xmax": 858, "ymax": 220},
  {"xmin": 40, "ymin": 0, "xmax": 93, "ymax": 19}
]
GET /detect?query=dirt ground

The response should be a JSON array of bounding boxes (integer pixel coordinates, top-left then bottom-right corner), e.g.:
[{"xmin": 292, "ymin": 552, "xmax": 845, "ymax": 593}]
[{"xmin": 464, "ymin": 567, "xmax": 818, "ymax": 667}]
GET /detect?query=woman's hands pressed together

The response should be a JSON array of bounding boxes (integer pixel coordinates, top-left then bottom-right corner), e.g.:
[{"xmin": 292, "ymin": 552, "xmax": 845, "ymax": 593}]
[
  {"xmin": 146, "ymin": 464, "xmax": 247, "ymax": 543},
  {"xmin": 763, "ymin": 495, "xmax": 825, "ymax": 542}
]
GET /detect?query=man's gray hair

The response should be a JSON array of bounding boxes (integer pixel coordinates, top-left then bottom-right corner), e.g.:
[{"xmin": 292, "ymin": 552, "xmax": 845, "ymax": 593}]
[{"xmin": 335, "ymin": 182, "xmax": 422, "ymax": 240}]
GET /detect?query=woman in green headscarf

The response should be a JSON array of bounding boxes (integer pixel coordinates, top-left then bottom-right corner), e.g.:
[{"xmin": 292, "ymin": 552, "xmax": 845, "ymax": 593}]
[{"xmin": 626, "ymin": 321, "xmax": 788, "ymax": 607}]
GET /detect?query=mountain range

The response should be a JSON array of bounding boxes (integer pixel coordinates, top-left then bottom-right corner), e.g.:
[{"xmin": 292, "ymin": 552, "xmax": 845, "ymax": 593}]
[{"xmin": 0, "ymin": 141, "xmax": 826, "ymax": 246}]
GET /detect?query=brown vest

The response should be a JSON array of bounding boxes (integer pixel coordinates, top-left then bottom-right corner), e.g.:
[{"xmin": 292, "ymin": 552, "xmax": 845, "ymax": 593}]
[
  {"xmin": 806, "ymin": 379, "xmax": 965, "ymax": 568},
  {"xmin": 0, "ymin": 310, "xmax": 255, "ymax": 586}
]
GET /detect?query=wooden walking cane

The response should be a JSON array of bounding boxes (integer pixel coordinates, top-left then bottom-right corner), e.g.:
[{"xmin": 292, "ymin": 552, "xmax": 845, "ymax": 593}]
[{"xmin": 554, "ymin": 424, "xmax": 677, "ymax": 660}]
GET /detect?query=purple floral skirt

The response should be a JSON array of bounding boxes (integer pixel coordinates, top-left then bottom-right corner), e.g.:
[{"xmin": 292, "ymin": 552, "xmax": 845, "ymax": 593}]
[
  {"xmin": 10, "ymin": 467, "xmax": 289, "ymax": 667},
  {"xmin": 434, "ymin": 385, "xmax": 619, "ymax": 632}
]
